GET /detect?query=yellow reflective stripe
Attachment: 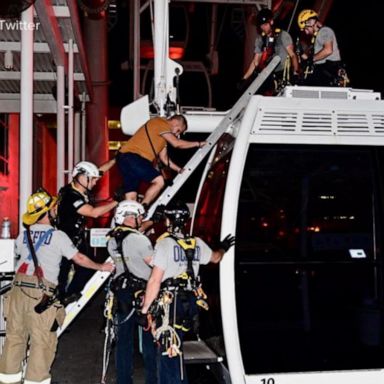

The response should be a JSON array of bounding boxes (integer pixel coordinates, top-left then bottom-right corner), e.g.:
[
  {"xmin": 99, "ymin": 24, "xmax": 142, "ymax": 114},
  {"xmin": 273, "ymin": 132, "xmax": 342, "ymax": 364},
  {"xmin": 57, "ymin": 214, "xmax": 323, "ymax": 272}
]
[
  {"xmin": 174, "ymin": 323, "xmax": 190, "ymax": 332},
  {"xmin": 24, "ymin": 378, "xmax": 51, "ymax": 384},
  {"xmin": 0, "ymin": 372, "xmax": 23, "ymax": 383}
]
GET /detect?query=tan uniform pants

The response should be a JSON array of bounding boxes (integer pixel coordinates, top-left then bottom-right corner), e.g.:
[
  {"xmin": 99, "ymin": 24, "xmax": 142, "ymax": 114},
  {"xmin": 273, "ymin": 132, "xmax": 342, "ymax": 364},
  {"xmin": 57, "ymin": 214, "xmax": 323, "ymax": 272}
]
[{"xmin": 0, "ymin": 274, "xmax": 64, "ymax": 384}]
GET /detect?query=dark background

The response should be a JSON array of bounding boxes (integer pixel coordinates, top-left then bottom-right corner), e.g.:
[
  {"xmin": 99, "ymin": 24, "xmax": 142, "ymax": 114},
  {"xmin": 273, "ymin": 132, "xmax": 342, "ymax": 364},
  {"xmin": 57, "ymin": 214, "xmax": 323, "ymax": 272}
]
[{"xmin": 107, "ymin": 1, "xmax": 384, "ymax": 112}]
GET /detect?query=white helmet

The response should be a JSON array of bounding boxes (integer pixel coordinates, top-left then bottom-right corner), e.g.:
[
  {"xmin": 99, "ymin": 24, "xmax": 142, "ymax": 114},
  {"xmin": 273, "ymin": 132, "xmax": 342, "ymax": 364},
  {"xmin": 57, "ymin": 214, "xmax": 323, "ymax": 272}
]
[
  {"xmin": 114, "ymin": 200, "xmax": 146, "ymax": 225},
  {"xmin": 72, "ymin": 161, "xmax": 101, "ymax": 178}
]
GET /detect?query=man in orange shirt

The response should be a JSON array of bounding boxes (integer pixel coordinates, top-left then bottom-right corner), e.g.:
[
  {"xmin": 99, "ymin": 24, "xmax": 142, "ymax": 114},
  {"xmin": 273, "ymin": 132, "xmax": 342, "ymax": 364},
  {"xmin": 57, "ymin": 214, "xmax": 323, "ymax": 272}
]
[{"xmin": 116, "ymin": 114, "xmax": 205, "ymax": 207}]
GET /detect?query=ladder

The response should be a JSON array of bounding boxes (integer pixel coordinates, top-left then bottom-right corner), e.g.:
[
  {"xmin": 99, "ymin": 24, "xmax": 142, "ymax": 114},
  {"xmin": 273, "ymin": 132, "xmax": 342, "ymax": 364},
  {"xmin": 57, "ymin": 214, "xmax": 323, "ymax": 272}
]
[
  {"xmin": 146, "ymin": 55, "xmax": 281, "ymax": 219},
  {"xmin": 57, "ymin": 55, "xmax": 280, "ymax": 336},
  {"xmin": 57, "ymin": 258, "xmax": 112, "ymax": 337}
]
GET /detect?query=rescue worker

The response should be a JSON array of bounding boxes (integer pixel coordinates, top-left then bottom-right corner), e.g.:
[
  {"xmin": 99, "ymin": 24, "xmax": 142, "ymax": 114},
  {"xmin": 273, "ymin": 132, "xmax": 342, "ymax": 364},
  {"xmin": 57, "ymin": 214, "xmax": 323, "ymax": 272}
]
[
  {"xmin": 56, "ymin": 160, "xmax": 118, "ymax": 304},
  {"xmin": 0, "ymin": 188, "xmax": 114, "ymax": 384},
  {"xmin": 116, "ymin": 115, "xmax": 206, "ymax": 208},
  {"xmin": 297, "ymin": 9, "xmax": 348, "ymax": 86},
  {"xmin": 240, "ymin": 8, "xmax": 299, "ymax": 95},
  {"xmin": 140, "ymin": 201, "xmax": 235, "ymax": 383},
  {"xmin": 107, "ymin": 200, "xmax": 157, "ymax": 384}
]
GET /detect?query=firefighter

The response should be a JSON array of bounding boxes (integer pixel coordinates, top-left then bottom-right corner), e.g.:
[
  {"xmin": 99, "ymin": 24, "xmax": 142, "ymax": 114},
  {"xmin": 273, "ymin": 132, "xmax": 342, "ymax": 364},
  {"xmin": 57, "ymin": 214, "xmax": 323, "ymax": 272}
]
[
  {"xmin": 0, "ymin": 188, "xmax": 114, "ymax": 384},
  {"xmin": 240, "ymin": 8, "xmax": 300, "ymax": 95},
  {"xmin": 116, "ymin": 115, "xmax": 206, "ymax": 209},
  {"xmin": 297, "ymin": 9, "xmax": 348, "ymax": 87},
  {"xmin": 140, "ymin": 201, "xmax": 235, "ymax": 383},
  {"xmin": 56, "ymin": 161, "xmax": 118, "ymax": 304},
  {"xmin": 107, "ymin": 200, "xmax": 157, "ymax": 384}
]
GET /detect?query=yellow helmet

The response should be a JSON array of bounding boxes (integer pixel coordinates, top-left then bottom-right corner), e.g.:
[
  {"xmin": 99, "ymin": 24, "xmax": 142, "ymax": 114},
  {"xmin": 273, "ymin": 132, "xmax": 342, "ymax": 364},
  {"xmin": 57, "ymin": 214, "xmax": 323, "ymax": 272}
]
[
  {"xmin": 22, "ymin": 188, "xmax": 57, "ymax": 226},
  {"xmin": 297, "ymin": 9, "xmax": 319, "ymax": 30}
]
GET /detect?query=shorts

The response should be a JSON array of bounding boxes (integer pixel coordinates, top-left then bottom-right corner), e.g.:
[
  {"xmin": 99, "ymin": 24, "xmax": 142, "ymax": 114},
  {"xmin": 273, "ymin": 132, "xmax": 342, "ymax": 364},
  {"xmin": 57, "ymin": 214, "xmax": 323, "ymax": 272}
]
[{"xmin": 117, "ymin": 152, "xmax": 161, "ymax": 193}]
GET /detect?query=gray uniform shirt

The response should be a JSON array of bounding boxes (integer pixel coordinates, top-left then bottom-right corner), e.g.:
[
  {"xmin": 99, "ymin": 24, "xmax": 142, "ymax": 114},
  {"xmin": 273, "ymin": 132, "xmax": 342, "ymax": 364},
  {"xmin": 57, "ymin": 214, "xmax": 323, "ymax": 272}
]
[
  {"xmin": 314, "ymin": 26, "xmax": 340, "ymax": 64},
  {"xmin": 107, "ymin": 229, "xmax": 153, "ymax": 280},
  {"xmin": 254, "ymin": 30, "xmax": 293, "ymax": 72},
  {"xmin": 15, "ymin": 223, "xmax": 78, "ymax": 285},
  {"xmin": 153, "ymin": 236, "xmax": 212, "ymax": 281}
]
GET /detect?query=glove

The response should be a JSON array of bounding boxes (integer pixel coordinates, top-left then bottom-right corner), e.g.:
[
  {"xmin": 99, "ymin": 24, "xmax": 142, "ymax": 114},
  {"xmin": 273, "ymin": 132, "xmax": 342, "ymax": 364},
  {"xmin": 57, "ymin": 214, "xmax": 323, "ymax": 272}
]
[
  {"xmin": 218, "ymin": 234, "xmax": 235, "ymax": 252},
  {"xmin": 152, "ymin": 204, "xmax": 166, "ymax": 223},
  {"xmin": 113, "ymin": 186, "xmax": 125, "ymax": 202},
  {"xmin": 136, "ymin": 311, "xmax": 149, "ymax": 329}
]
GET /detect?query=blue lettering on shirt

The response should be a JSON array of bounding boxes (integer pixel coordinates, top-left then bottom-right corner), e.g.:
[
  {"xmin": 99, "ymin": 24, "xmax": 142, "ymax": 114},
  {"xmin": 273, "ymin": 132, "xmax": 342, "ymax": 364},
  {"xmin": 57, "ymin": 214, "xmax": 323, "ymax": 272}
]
[
  {"xmin": 173, "ymin": 245, "xmax": 201, "ymax": 263},
  {"xmin": 22, "ymin": 230, "xmax": 53, "ymax": 245}
]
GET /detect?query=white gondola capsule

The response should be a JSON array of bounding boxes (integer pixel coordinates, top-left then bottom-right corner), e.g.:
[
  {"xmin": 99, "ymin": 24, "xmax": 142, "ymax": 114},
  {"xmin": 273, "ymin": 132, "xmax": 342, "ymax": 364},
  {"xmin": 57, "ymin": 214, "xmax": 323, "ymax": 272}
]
[{"xmin": 192, "ymin": 86, "xmax": 384, "ymax": 384}]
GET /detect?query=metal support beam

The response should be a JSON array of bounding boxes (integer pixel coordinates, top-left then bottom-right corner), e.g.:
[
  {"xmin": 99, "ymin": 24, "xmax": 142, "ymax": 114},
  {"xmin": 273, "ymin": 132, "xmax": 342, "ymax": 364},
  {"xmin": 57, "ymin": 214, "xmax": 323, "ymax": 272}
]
[
  {"xmin": 153, "ymin": 0, "xmax": 183, "ymax": 115},
  {"xmin": 68, "ymin": 39, "xmax": 74, "ymax": 173},
  {"xmin": 154, "ymin": 0, "xmax": 168, "ymax": 115},
  {"xmin": 34, "ymin": 0, "xmax": 67, "ymax": 67},
  {"xmin": 0, "ymin": 94, "xmax": 57, "ymax": 113},
  {"xmin": 66, "ymin": 0, "xmax": 93, "ymax": 102},
  {"xmin": 133, "ymin": 0, "xmax": 140, "ymax": 100},
  {"xmin": 0, "ymin": 41, "xmax": 79, "ymax": 53},
  {"xmin": 57, "ymin": 65, "xmax": 65, "ymax": 189},
  {"xmin": 19, "ymin": 6, "xmax": 34, "ymax": 231},
  {"xmin": 83, "ymin": 14, "xmax": 109, "ymax": 200},
  {"xmin": 74, "ymin": 111, "xmax": 81, "ymax": 165},
  {"xmin": 52, "ymin": 5, "xmax": 71, "ymax": 18},
  {"xmin": 0, "ymin": 72, "xmax": 85, "ymax": 81},
  {"xmin": 81, "ymin": 95, "xmax": 86, "ymax": 160}
]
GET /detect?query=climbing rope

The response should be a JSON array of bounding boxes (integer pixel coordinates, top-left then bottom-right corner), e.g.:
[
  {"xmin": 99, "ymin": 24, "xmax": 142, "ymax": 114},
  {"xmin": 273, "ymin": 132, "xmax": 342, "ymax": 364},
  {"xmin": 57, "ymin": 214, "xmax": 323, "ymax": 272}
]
[{"xmin": 100, "ymin": 285, "xmax": 115, "ymax": 384}]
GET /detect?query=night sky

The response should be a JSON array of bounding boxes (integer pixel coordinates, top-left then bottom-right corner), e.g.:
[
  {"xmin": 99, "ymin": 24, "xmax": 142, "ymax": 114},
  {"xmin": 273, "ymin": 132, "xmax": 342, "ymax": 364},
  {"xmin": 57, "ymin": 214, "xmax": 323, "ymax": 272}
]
[{"xmin": 325, "ymin": 1, "xmax": 384, "ymax": 95}]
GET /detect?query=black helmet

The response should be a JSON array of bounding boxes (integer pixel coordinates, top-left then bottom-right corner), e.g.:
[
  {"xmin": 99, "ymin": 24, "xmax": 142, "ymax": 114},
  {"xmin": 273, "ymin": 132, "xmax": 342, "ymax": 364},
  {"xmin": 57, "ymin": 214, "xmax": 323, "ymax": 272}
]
[
  {"xmin": 256, "ymin": 8, "xmax": 273, "ymax": 26},
  {"xmin": 164, "ymin": 200, "xmax": 190, "ymax": 232}
]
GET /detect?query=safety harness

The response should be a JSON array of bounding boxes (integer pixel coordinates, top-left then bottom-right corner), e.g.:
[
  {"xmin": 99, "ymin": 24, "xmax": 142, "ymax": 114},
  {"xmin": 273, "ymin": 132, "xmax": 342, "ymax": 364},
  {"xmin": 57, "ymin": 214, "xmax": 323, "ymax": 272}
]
[
  {"xmin": 100, "ymin": 225, "xmax": 150, "ymax": 382},
  {"xmin": 301, "ymin": 31, "xmax": 318, "ymax": 79},
  {"xmin": 259, "ymin": 28, "xmax": 281, "ymax": 69},
  {"xmin": 259, "ymin": 28, "xmax": 293, "ymax": 93},
  {"xmin": 149, "ymin": 233, "xmax": 208, "ymax": 368},
  {"xmin": 300, "ymin": 29, "xmax": 349, "ymax": 87},
  {"xmin": 160, "ymin": 232, "xmax": 197, "ymax": 288},
  {"xmin": 56, "ymin": 183, "xmax": 88, "ymax": 247},
  {"xmin": 108, "ymin": 226, "xmax": 147, "ymax": 309}
]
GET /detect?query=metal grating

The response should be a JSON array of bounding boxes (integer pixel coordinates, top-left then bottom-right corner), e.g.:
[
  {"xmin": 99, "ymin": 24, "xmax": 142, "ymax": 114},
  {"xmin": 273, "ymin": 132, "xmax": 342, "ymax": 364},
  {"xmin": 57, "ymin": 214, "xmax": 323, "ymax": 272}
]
[
  {"xmin": 254, "ymin": 110, "xmax": 384, "ymax": 135},
  {"xmin": 0, "ymin": 80, "xmax": 18, "ymax": 93},
  {"xmin": 320, "ymin": 90, "xmax": 348, "ymax": 99},
  {"xmin": 0, "ymin": 1, "xmax": 91, "ymax": 112},
  {"xmin": 336, "ymin": 113, "xmax": 370, "ymax": 133},
  {"xmin": 301, "ymin": 112, "xmax": 332, "ymax": 132},
  {"xmin": 289, "ymin": 88, "xmax": 349, "ymax": 100},
  {"xmin": 372, "ymin": 114, "xmax": 384, "ymax": 132},
  {"xmin": 251, "ymin": 95, "xmax": 384, "ymax": 140},
  {"xmin": 282, "ymin": 86, "xmax": 381, "ymax": 101},
  {"xmin": 257, "ymin": 111, "xmax": 298, "ymax": 132}
]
